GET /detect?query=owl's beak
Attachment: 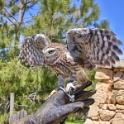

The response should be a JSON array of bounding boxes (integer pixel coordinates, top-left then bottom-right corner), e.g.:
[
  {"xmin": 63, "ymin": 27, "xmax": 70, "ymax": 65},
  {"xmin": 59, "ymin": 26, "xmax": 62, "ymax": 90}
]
[{"xmin": 44, "ymin": 56, "xmax": 48, "ymax": 61}]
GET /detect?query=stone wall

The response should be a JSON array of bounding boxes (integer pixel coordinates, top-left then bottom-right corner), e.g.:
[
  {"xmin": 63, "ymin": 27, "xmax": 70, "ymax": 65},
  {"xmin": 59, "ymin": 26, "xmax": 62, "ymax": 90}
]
[{"xmin": 85, "ymin": 60, "xmax": 124, "ymax": 124}]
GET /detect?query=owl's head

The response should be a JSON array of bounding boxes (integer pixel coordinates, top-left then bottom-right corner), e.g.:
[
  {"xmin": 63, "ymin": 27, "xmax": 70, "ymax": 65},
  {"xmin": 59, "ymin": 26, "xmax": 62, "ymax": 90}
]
[{"xmin": 42, "ymin": 43, "xmax": 65, "ymax": 64}]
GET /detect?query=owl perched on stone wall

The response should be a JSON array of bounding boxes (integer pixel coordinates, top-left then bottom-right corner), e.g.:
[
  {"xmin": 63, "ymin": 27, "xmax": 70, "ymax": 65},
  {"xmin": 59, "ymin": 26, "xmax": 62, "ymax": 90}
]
[{"xmin": 19, "ymin": 28, "xmax": 123, "ymax": 95}]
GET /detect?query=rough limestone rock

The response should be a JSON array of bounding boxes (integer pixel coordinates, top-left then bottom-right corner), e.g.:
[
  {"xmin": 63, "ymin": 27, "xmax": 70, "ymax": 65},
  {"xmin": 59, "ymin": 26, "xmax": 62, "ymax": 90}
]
[
  {"xmin": 121, "ymin": 73, "xmax": 124, "ymax": 80},
  {"xmin": 85, "ymin": 60, "xmax": 124, "ymax": 123},
  {"xmin": 114, "ymin": 80, "xmax": 124, "ymax": 90},
  {"xmin": 116, "ymin": 90, "xmax": 124, "ymax": 95},
  {"xmin": 87, "ymin": 104, "xmax": 99, "ymax": 120},
  {"xmin": 115, "ymin": 90, "xmax": 124, "ymax": 105},
  {"xmin": 95, "ymin": 68, "xmax": 113, "ymax": 81},
  {"xmin": 93, "ymin": 121, "xmax": 110, "ymax": 124},
  {"xmin": 107, "ymin": 104, "xmax": 116, "ymax": 111},
  {"xmin": 116, "ymin": 104, "xmax": 124, "ymax": 110},
  {"xmin": 99, "ymin": 109, "xmax": 115, "ymax": 121},
  {"xmin": 94, "ymin": 121, "xmax": 110, "ymax": 124},
  {"xmin": 110, "ymin": 113, "xmax": 124, "ymax": 124},
  {"xmin": 100, "ymin": 104, "xmax": 108, "ymax": 110},
  {"xmin": 120, "ymin": 68, "xmax": 124, "ymax": 71},
  {"xmin": 113, "ymin": 68, "xmax": 120, "ymax": 72},
  {"xmin": 85, "ymin": 119, "xmax": 110, "ymax": 124},
  {"xmin": 116, "ymin": 95, "xmax": 124, "ymax": 105},
  {"xmin": 93, "ymin": 83, "xmax": 112, "ymax": 104},
  {"xmin": 113, "ymin": 60, "xmax": 124, "ymax": 68},
  {"xmin": 113, "ymin": 71, "xmax": 123, "ymax": 82},
  {"xmin": 115, "ymin": 110, "xmax": 124, "ymax": 114},
  {"xmin": 109, "ymin": 90, "xmax": 118, "ymax": 104},
  {"xmin": 114, "ymin": 68, "xmax": 124, "ymax": 72},
  {"xmin": 85, "ymin": 118, "xmax": 93, "ymax": 124}
]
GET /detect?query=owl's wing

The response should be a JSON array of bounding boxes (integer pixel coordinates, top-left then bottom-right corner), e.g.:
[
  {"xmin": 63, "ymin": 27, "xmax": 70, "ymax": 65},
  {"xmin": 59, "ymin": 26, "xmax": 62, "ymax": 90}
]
[
  {"xmin": 19, "ymin": 34, "xmax": 51, "ymax": 66},
  {"xmin": 66, "ymin": 28, "xmax": 123, "ymax": 70}
]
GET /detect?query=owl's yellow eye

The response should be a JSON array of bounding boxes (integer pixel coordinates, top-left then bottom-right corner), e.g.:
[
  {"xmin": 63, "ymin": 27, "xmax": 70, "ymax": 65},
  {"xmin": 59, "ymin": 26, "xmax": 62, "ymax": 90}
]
[{"xmin": 48, "ymin": 50, "xmax": 55, "ymax": 54}]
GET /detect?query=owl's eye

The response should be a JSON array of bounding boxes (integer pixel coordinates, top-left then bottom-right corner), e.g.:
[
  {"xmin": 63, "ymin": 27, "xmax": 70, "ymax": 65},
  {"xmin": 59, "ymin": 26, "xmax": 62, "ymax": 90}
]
[{"xmin": 48, "ymin": 50, "xmax": 55, "ymax": 54}]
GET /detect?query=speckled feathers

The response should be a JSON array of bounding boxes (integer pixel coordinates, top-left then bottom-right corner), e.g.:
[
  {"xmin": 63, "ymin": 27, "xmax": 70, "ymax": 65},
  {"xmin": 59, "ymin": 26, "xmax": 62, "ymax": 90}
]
[{"xmin": 19, "ymin": 28, "xmax": 123, "ymax": 75}]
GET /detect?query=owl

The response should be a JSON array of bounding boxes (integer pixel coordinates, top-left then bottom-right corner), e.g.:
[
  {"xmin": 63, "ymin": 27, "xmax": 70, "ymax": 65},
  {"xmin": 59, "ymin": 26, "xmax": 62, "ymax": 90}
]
[{"xmin": 19, "ymin": 28, "xmax": 123, "ymax": 96}]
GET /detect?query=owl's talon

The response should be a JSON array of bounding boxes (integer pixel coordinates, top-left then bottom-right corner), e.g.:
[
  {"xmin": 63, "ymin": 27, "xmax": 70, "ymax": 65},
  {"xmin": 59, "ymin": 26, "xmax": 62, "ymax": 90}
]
[
  {"xmin": 59, "ymin": 86, "xmax": 75, "ymax": 102},
  {"xmin": 66, "ymin": 83, "xmax": 76, "ymax": 93}
]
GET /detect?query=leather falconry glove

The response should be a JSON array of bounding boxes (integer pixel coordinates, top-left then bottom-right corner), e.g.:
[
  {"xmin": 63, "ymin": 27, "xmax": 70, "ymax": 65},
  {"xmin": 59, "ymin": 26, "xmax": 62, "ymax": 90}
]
[{"xmin": 13, "ymin": 81, "xmax": 96, "ymax": 124}]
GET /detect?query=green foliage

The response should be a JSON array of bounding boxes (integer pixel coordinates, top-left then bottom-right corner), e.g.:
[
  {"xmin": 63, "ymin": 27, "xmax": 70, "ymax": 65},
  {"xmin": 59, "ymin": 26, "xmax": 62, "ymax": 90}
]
[
  {"xmin": 86, "ymin": 69, "xmax": 97, "ymax": 89},
  {"xmin": 67, "ymin": 113, "xmax": 78, "ymax": 122},
  {"xmin": 0, "ymin": 114, "xmax": 9, "ymax": 124},
  {"xmin": 0, "ymin": 59, "xmax": 58, "ymax": 114},
  {"xmin": 66, "ymin": 120, "xmax": 84, "ymax": 124},
  {"xmin": 94, "ymin": 19, "xmax": 110, "ymax": 29}
]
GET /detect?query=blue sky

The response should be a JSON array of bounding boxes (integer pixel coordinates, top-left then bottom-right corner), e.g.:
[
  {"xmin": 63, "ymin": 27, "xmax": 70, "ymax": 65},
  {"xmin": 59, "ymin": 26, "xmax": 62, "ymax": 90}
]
[{"xmin": 95, "ymin": 0, "xmax": 124, "ymax": 58}]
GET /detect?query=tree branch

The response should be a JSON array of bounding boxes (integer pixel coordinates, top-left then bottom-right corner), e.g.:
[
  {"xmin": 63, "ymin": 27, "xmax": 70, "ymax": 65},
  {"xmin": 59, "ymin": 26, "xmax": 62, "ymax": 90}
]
[
  {"xmin": 18, "ymin": 0, "xmax": 25, "ymax": 25},
  {"xmin": 4, "ymin": 15, "xmax": 15, "ymax": 24},
  {"xmin": 26, "ymin": 0, "xmax": 38, "ymax": 5},
  {"xmin": 3, "ymin": 7, "xmax": 18, "ymax": 22}
]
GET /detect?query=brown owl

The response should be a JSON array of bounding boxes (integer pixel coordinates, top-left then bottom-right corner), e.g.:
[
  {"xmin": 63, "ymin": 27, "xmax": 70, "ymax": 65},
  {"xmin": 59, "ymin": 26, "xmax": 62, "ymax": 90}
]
[{"xmin": 19, "ymin": 28, "xmax": 123, "ymax": 96}]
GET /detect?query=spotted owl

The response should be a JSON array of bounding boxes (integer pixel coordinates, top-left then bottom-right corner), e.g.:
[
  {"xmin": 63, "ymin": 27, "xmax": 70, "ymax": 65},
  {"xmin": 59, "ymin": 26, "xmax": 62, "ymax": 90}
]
[{"xmin": 19, "ymin": 28, "xmax": 123, "ymax": 92}]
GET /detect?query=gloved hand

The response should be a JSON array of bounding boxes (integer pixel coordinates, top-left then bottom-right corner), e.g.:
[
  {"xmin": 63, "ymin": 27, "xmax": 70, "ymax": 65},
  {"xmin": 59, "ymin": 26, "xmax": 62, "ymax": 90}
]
[{"xmin": 23, "ymin": 81, "xmax": 95, "ymax": 124}]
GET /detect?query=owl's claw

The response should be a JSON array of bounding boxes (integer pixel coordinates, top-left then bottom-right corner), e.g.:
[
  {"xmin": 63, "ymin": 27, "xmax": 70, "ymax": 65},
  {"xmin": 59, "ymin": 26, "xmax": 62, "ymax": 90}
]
[
  {"xmin": 66, "ymin": 82, "xmax": 76, "ymax": 93},
  {"xmin": 59, "ymin": 86, "xmax": 75, "ymax": 102}
]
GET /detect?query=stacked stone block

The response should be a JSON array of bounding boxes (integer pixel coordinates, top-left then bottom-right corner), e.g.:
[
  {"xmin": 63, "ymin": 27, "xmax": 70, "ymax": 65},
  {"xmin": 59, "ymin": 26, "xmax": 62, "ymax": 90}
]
[{"xmin": 85, "ymin": 60, "xmax": 124, "ymax": 124}]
